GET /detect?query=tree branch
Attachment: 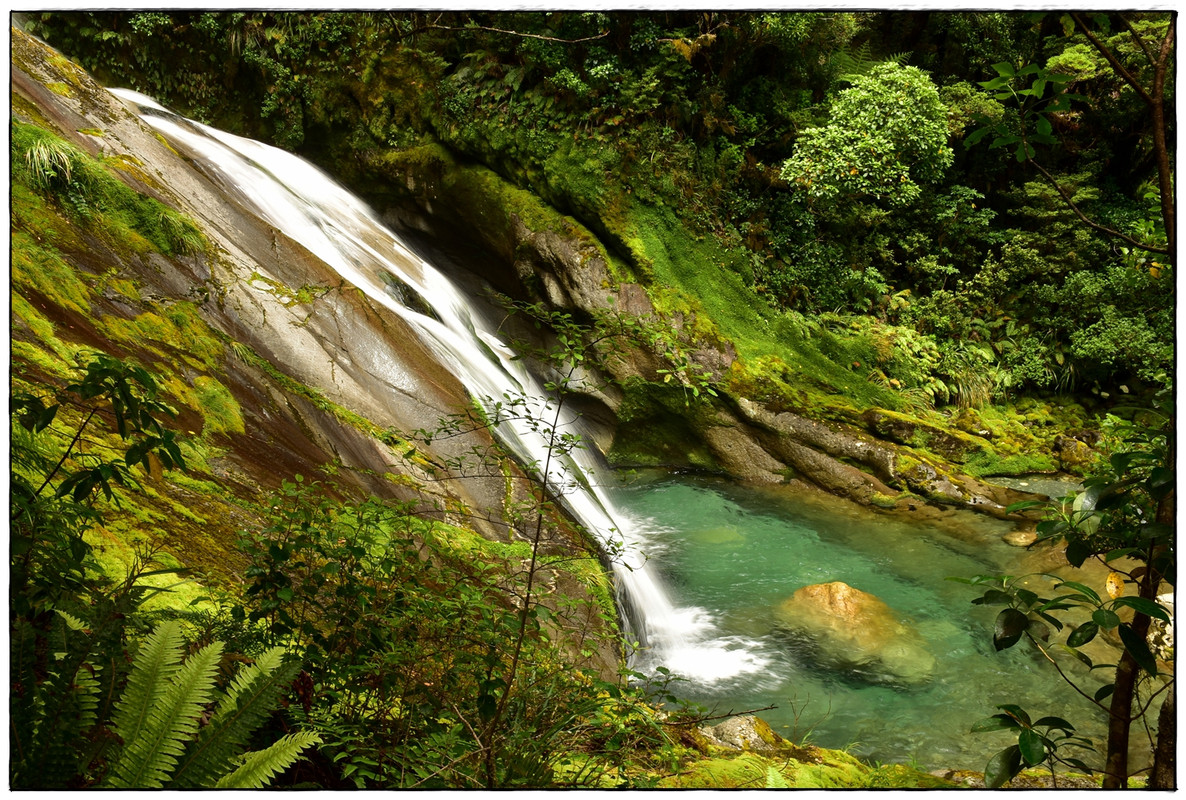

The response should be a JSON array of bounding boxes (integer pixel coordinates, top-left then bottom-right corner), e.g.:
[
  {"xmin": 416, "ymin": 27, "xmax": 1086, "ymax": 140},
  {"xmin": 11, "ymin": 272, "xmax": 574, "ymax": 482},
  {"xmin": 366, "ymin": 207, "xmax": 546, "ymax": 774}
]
[
  {"xmin": 427, "ymin": 22, "xmax": 609, "ymax": 44},
  {"xmin": 1025, "ymin": 157, "xmax": 1171, "ymax": 255},
  {"xmin": 1069, "ymin": 13, "xmax": 1155, "ymax": 107}
]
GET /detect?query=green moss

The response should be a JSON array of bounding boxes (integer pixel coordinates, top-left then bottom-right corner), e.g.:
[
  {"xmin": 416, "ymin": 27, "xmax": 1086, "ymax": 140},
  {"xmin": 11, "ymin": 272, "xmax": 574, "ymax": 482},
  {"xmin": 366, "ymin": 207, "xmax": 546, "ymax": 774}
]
[
  {"xmin": 248, "ymin": 272, "xmax": 330, "ymax": 307},
  {"xmin": 11, "ymin": 119, "xmax": 206, "ymax": 258},
  {"xmin": 965, "ymin": 450, "xmax": 1058, "ymax": 478},
  {"xmin": 190, "ymin": 376, "xmax": 245, "ymax": 435},
  {"xmin": 46, "ymin": 81, "xmax": 72, "ymax": 96},
  {"xmin": 11, "ymin": 230, "xmax": 93, "ymax": 314},
  {"xmin": 98, "ymin": 302, "xmax": 224, "ymax": 372}
]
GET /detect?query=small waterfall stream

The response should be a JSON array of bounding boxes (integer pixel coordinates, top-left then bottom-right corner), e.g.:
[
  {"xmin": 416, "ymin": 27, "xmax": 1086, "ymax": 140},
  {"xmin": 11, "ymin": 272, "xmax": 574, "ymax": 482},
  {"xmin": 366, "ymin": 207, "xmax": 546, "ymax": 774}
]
[{"xmin": 111, "ymin": 89, "xmax": 766, "ymax": 683}]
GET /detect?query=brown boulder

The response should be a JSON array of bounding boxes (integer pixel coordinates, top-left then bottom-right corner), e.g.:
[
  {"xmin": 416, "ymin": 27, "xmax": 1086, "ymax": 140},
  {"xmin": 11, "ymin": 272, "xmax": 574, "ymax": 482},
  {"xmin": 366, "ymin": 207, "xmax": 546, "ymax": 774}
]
[{"xmin": 775, "ymin": 581, "xmax": 934, "ymax": 687}]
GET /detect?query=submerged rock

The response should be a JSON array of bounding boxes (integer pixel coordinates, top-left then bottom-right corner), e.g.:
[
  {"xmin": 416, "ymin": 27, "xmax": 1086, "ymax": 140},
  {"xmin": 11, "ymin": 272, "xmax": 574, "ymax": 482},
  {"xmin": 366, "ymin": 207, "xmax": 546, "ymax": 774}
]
[
  {"xmin": 1003, "ymin": 524, "xmax": 1038, "ymax": 547},
  {"xmin": 774, "ymin": 581, "xmax": 935, "ymax": 687}
]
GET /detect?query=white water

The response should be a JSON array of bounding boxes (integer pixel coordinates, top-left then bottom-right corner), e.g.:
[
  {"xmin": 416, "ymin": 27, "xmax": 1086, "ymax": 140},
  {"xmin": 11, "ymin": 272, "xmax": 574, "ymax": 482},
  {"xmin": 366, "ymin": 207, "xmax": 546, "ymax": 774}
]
[{"xmin": 111, "ymin": 88, "xmax": 766, "ymax": 683}]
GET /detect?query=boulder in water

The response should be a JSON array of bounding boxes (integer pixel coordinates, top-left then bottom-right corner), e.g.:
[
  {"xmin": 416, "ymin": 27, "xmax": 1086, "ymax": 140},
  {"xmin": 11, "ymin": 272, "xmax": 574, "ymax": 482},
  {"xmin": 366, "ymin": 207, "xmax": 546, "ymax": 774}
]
[{"xmin": 774, "ymin": 581, "xmax": 935, "ymax": 687}]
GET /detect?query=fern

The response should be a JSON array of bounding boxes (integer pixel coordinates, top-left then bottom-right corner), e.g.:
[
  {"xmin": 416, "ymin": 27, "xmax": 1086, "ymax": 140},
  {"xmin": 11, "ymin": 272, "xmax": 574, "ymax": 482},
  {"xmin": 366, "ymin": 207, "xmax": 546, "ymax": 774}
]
[
  {"xmin": 169, "ymin": 646, "xmax": 301, "ymax": 788},
  {"xmin": 766, "ymin": 765, "xmax": 791, "ymax": 788},
  {"xmin": 108, "ymin": 621, "xmax": 186, "ymax": 766},
  {"xmin": 107, "ymin": 624, "xmax": 225, "ymax": 788},
  {"xmin": 215, "ymin": 731, "xmax": 323, "ymax": 789},
  {"xmin": 832, "ymin": 43, "xmax": 912, "ymax": 83},
  {"xmin": 96, "ymin": 622, "xmax": 314, "ymax": 789}
]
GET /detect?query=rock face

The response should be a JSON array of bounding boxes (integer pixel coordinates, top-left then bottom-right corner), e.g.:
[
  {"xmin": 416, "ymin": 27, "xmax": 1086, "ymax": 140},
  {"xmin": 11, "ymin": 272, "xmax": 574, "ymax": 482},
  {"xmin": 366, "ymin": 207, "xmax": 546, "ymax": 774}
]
[{"xmin": 774, "ymin": 582, "xmax": 935, "ymax": 687}]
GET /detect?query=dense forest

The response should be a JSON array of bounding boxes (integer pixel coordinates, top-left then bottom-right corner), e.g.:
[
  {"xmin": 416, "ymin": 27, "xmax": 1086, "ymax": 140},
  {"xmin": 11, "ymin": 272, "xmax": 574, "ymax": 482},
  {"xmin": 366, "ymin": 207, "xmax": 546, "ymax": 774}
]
[{"xmin": 10, "ymin": 11, "xmax": 1174, "ymax": 789}]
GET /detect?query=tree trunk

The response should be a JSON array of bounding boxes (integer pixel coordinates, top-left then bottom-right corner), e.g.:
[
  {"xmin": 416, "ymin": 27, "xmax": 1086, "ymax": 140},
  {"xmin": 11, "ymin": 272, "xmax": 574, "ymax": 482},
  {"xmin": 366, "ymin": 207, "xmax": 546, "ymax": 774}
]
[{"xmin": 1150, "ymin": 684, "xmax": 1175, "ymax": 788}]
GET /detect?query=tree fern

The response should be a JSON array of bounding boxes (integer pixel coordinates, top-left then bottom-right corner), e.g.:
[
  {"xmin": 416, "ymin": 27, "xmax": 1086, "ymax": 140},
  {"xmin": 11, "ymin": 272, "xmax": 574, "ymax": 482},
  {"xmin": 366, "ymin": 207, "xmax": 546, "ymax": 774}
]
[
  {"xmin": 168, "ymin": 646, "xmax": 301, "ymax": 788},
  {"xmin": 106, "ymin": 624, "xmax": 224, "ymax": 788},
  {"xmin": 214, "ymin": 731, "xmax": 323, "ymax": 789}
]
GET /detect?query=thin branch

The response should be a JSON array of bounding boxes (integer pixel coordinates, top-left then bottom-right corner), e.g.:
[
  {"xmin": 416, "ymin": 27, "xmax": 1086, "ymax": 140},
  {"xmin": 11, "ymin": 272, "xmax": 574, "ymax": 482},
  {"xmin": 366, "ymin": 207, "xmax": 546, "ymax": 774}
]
[
  {"xmin": 1025, "ymin": 156, "xmax": 1171, "ymax": 255},
  {"xmin": 1119, "ymin": 13, "xmax": 1159, "ymax": 71},
  {"xmin": 1025, "ymin": 632, "xmax": 1111, "ymax": 713},
  {"xmin": 1069, "ymin": 13, "xmax": 1155, "ymax": 107},
  {"xmin": 427, "ymin": 22, "xmax": 609, "ymax": 44},
  {"xmin": 661, "ymin": 704, "xmax": 778, "ymax": 725}
]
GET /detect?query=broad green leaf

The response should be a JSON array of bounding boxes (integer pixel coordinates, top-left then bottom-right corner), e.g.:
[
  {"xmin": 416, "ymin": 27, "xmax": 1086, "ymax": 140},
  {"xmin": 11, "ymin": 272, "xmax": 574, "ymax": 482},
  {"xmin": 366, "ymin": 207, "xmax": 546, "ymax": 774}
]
[
  {"xmin": 974, "ymin": 589, "xmax": 1014, "ymax": 606},
  {"xmin": 1066, "ymin": 622, "xmax": 1098, "ymax": 648},
  {"xmin": 985, "ymin": 745, "xmax": 1023, "ymax": 788},
  {"xmin": 990, "ymin": 134, "xmax": 1021, "ymax": 149},
  {"xmin": 1112, "ymin": 596, "xmax": 1171, "ymax": 622},
  {"xmin": 991, "ymin": 61, "xmax": 1016, "ymax": 77},
  {"xmin": 1148, "ymin": 466, "xmax": 1174, "ymax": 500},
  {"xmin": 994, "ymin": 608, "xmax": 1029, "ymax": 651},
  {"xmin": 1018, "ymin": 728, "xmax": 1047, "ymax": 766},
  {"xmin": 1094, "ymin": 685, "xmax": 1114, "ymax": 702},
  {"xmin": 1117, "ymin": 623, "xmax": 1158, "ymax": 676},
  {"xmin": 1056, "ymin": 644, "xmax": 1092, "ymax": 669},
  {"xmin": 1056, "ymin": 581, "xmax": 1101, "ymax": 604},
  {"xmin": 1092, "ymin": 609, "xmax": 1121, "ymax": 629},
  {"xmin": 1065, "ymin": 538, "xmax": 1092, "ymax": 568},
  {"xmin": 1034, "ymin": 716, "xmax": 1074, "ymax": 732},
  {"xmin": 996, "ymin": 705, "xmax": 1032, "ymax": 727}
]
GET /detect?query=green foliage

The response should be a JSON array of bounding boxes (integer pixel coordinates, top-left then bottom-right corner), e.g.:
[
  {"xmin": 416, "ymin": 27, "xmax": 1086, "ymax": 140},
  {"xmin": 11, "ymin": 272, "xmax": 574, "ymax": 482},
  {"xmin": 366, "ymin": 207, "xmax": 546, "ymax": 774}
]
[
  {"xmin": 782, "ymin": 62, "xmax": 953, "ymax": 207},
  {"xmin": 105, "ymin": 621, "xmax": 316, "ymax": 788},
  {"xmin": 11, "ymin": 119, "xmax": 206, "ymax": 256},
  {"xmin": 972, "ymin": 707, "xmax": 1094, "ymax": 788}
]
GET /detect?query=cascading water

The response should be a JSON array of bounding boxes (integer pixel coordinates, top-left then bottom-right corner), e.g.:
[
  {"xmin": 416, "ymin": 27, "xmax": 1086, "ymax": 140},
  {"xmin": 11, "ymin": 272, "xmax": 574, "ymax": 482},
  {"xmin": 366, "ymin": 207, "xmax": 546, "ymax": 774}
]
[{"xmin": 110, "ymin": 89, "xmax": 766, "ymax": 683}]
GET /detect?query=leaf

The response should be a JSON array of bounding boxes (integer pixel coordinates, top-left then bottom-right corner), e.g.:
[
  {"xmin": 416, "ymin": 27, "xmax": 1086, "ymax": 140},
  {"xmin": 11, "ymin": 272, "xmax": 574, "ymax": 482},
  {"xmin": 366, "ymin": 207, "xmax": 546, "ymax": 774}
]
[
  {"xmin": 994, "ymin": 608, "xmax": 1029, "ymax": 650},
  {"xmin": 964, "ymin": 126, "xmax": 992, "ymax": 148},
  {"xmin": 1033, "ymin": 716, "xmax": 1075, "ymax": 732},
  {"xmin": 973, "ymin": 589, "xmax": 1014, "ymax": 606},
  {"xmin": 214, "ymin": 731, "xmax": 321, "ymax": 789},
  {"xmin": 1094, "ymin": 684, "xmax": 1114, "ymax": 702},
  {"xmin": 1117, "ymin": 623, "xmax": 1158, "ymax": 675},
  {"xmin": 996, "ymin": 705, "xmax": 1032, "ymax": 727},
  {"xmin": 1005, "ymin": 499, "xmax": 1046, "ymax": 514},
  {"xmin": 108, "ymin": 629, "xmax": 225, "ymax": 788},
  {"xmin": 985, "ymin": 745, "xmax": 1023, "ymax": 788},
  {"xmin": 1148, "ymin": 467, "xmax": 1174, "ymax": 500},
  {"xmin": 1056, "ymin": 581, "xmax": 1101, "ymax": 604},
  {"xmin": 1091, "ymin": 608, "xmax": 1121, "ymax": 630},
  {"xmin": 1019, "ymin": 728, "xmax": 1048, "ymax": 766},
  {"xmin": 991, "ymin": 61, "xmax": 1016, "ymax": 78},
  {"xmin": 1065, "ymin": 538, "xmax": 1092, "ymax": 568},
  {"xmin": 1104, "ymin": 572, "xmax": 1126, "ymax": 599},
  {"xmin": 1056, "ymin": 643, "xmax": 1093, "ymax": 669},
  {"xmin": 972, "ymin": 714, "xmax": 1020, "ymax": 732},
  {"xmin": 765, "ymin": 766, "xmax": 790, "ymax": 789},
  {"xmin": 1066, "ymin": 622, "xmax": 1098, "ymax": 648},
  {"xmin": 1112, "ymin": 596, "xmax": 1170, "ymax": 622}
]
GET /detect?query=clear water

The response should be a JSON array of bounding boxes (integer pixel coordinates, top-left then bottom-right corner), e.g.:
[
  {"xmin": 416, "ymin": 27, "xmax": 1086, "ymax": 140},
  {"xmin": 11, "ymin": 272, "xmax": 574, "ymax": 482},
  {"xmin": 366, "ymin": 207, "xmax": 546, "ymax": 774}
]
[{"xmin": 613, "ymin": 473, "xmax": 1107, "ymax": 771}]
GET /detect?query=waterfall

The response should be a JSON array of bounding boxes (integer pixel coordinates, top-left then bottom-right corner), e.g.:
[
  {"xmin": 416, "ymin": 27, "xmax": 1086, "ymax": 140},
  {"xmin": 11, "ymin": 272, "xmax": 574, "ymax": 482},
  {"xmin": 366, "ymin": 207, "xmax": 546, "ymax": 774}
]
[{"xmin": 110, "ymin": 89, "xmax": 766, "ymax": 683}]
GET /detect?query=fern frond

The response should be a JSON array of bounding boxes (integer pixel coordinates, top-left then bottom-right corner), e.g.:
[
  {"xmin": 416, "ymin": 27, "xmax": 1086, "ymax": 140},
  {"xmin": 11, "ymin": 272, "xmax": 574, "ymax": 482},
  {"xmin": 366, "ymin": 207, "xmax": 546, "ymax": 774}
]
[
  {"xmin": 169, "ymin": 646, "xmax": 301, "ymax": 788},
  {"xmin": 109, "ymin": 620, "xmax": 186, "ymax": 757},
  {"xmin": 214, "ymin": 731, "xmax": 322, "ymax": 789},
  {"xmin": 107, "ymin": 634, "xmax": 225, "ymax": 788}
]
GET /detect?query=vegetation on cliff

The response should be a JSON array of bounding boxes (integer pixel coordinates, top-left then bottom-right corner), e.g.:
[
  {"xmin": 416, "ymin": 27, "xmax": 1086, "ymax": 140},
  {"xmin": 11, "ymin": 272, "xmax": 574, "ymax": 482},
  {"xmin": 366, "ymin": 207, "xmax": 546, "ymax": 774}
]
[{"xmin": 10, "ymin": 12, "xmax": 1174, "ymax": 788}]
